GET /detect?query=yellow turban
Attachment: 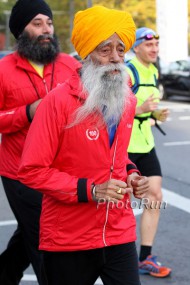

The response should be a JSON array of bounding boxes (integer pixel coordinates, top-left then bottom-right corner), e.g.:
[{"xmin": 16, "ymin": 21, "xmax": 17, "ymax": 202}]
[{"xmin": 71, "ymin": 6, "xmax": 136, "ymax": 59}]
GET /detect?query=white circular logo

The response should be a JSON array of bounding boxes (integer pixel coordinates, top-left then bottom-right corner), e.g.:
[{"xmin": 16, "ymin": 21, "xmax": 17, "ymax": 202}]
[{"xmin": 86, "ymin": 128, "xmax": 99, "ymax": 140}]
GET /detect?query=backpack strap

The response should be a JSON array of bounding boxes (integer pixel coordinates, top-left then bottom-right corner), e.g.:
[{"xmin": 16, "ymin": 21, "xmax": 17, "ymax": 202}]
[
  {"xmin": 134, "ymin": 115, "xmax": 150, "ymax": 131},
  {"xmin": 126, "ymin": 62, "xmax": 157, "ymax": 94},
  {"xmin": 150, "ymin": 113, "xmax": 166, "ymax": 135},
  {"xmin": 126, "ymin": 62, "xmax": 140, "ymax": 94},
  {"xmin": 126, "ymin": 62, "xmax": 166, "ymax": 136}
]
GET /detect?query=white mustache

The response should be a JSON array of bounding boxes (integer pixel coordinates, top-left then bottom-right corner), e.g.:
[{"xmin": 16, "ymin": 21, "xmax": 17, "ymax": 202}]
[
  {"xmin": 67, "ymin": 60, "xmax": 130, "ymax": 128},
  {"xmin": 94, "ymin": 63, "xmax": 126, "ymax": 76}
]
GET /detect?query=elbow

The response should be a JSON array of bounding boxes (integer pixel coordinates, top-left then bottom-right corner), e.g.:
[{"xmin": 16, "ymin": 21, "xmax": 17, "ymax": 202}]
[{"xmin": 17, "ymin": 164, "xmax": 33, "ymax": 186}]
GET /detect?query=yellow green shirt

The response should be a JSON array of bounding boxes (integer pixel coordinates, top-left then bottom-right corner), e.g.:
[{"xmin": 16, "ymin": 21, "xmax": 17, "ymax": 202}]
[{"xmin": 127, "ymin": 57, "xmax": 160, "ymax": 153}]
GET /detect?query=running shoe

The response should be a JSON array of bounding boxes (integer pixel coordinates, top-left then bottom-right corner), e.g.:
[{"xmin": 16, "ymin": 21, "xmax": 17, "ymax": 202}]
[{"xmin": 139, "ymin": 255, "xmax": 172, "ymax": 277}]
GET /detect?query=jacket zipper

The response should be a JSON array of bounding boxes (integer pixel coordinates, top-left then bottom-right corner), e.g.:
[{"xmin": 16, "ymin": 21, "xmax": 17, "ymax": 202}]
[
  {"xmin": 43, "ymin": 79, "xmax": 49, "ymax": 94},
  {"xmin": 102, "ymin": 136, "xmax": 118, "ymax": 246}
]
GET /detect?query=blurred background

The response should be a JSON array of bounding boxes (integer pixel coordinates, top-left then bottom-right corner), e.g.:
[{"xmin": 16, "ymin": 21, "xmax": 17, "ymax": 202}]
[
  {"xmin": 1, "ymin": 0, "xmax": 190, "ymax": 102},
  {"xmin": 0, "ymin": 0, "xmax": 189, "ymax": 58}
]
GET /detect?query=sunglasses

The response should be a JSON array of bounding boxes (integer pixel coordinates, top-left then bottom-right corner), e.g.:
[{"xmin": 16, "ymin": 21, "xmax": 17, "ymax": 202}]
[{"xmin": 137, "ymin": 34, "xmax": 160, "ymax": 41}]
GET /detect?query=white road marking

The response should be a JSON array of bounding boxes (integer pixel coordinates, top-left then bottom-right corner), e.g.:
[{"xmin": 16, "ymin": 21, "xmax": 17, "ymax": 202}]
[
  {"xmin": 133, "ymin": 208, "xmax": 143, "ymax": 216},
  {"xmin": 162, "ymin": 188, "xmax": 190, "ymax": 214},
  {"xmin": 21, "ymin": 274, "xmax": 37, "ymax": 281},
  {"xmin": 163, "ymin": 141, "xmax": 190, "ymax": 146},
  {"xmin": 95, "ymin": 277, "xmax": 103, "ymax": 284},
  {"xmin": 132, "ymin": 189, "xmax": 190, "ymax": 215},
  {"xmin": 0, "ymin": 220, "xmax": 17, "ymax": 226},
  {"xmin": 179, "ymin": 116, "xmax": 190, "ymax": 120},
  {"xmin": 159, "ymin": 101, "xmax": 190, "ymax": 112},
  {"xmin": 21, "ymin": 275, "xmax": 103, "ymax": 283},
  {"xmin": 172, "ymin": 108, "xmax": 188, "ymax": 112}
]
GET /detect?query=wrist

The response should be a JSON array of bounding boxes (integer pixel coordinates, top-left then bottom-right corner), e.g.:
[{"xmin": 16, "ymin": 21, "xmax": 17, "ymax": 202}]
[
  {"xmin": 152, "ymin": 110, "xmax": 159, "ymax": 120},
  {"xmin": 91, "ymin": 184, "xmax": 97, "ymax": 201},
  {"xmin": 136, "ymin": 105, "xmax": 144, "ymax": 115},
  {"xmin": 129, "ymin": 172, "xmax": 139, "ymax": 178}
]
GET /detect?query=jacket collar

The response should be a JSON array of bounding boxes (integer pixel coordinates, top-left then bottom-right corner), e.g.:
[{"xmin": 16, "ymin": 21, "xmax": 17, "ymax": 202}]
[
  {"xmin": 13, "ymin": 51, "xmax": 53, "ymax": 76},
  {"xmin": 67, "ymin": 70, "xmax": 87, "ymax": 102}
]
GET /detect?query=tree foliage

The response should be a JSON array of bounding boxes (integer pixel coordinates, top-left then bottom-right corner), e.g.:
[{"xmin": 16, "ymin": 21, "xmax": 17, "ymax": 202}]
[
  {"xmin": 92, "ymin": 0, "xmax": 156, "ymax": 30},
  {"xmin": 0, "ymin": 0, "xmax": 189, "ymax": 53},
  {"xmin": 47, "ymin": 0, "xmax": 156, "ymax": 53}
]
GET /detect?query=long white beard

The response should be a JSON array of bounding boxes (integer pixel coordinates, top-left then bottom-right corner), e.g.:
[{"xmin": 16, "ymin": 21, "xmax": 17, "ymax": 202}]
[{"xmin": 69, "ymin": 58, "xmax": 130, "ymax": 128}]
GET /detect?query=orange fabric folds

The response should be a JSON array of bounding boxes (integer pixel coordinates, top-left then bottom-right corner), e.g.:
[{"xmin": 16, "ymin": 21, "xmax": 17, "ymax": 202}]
[{"xmin": 71, "ymin": 6, "xmax": 136, "ymax": 59}]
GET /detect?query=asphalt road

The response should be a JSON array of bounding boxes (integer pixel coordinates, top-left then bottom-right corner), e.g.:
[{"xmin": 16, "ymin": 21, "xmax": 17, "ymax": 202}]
[{"xmin": 0, "ymin": 98, "xmax": 190, "ymax": 285}]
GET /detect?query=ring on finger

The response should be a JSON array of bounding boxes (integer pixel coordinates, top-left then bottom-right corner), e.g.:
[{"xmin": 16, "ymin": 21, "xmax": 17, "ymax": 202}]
[{"xmin": 117, "ymin": 187, "xmax": 122, "ymax": 194}]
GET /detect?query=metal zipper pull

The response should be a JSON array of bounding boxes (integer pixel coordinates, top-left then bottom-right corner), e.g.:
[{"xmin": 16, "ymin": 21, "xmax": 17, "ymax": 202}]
[{"xmin": 43, "ymin": 79, "xmax": 49, "ymax": 94}]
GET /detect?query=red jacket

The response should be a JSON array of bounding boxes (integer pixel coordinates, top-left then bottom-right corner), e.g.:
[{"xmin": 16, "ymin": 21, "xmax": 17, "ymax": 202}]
[
  {"xmin": 0, "ymin": 52, "xmax": 81, "ymax": 179},
  {"xmin": 18, "ymin": 73, "xmax": 139, "ymax": 251}
]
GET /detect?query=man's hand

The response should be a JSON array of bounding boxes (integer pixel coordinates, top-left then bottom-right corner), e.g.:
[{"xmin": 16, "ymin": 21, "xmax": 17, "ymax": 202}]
[
  {"xmin": 127, "ymin": 173, "xmax": 149, "ymax": 199},
  {"xmin": 94, "ymin": 179, "xmax": 133, "ymax": 203},
  {"xmin": 152, "ymin": 108, "xmax": 169, "ymax": 122},
  {"xmin": 136, "ymin": 94, "xmax": 159, "ymax": 115},
  {"xmin": 29, "ymin": 99, "xmax": 42, "ymax": 119}
]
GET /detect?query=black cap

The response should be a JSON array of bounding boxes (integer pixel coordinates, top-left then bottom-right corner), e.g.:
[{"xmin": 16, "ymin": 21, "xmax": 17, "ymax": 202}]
[{"xmin": 9, "ymin": 0, "xmax": 53, "ymax": 39}]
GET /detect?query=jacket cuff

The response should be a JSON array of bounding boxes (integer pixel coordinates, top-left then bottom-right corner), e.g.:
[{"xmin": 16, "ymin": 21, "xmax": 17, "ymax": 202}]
[
  {"xmin": 127, "ymin": 164, "xmax": 141, "ymax": 175},
  {"xmin": 77, "ymin": 178, "xmax": 94, "ymax": 202}
]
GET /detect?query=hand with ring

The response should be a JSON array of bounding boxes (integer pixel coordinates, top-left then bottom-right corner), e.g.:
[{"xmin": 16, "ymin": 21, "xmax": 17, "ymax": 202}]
[
  {"xmin": 117, "ymin": 187, "xmax": 122, "ymax": 194},
  {"xmin": 92, "ymin": 179, "xmax": 133, "ymax": 203}
]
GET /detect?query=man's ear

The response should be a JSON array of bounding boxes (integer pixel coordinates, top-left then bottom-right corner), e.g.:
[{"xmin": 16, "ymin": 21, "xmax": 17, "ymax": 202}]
[{"xmin": 133, "ymin": 46, "xmax": 138, "ymax": 54}]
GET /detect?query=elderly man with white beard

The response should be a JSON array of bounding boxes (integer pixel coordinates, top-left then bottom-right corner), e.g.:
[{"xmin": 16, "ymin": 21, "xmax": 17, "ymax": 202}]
[{"xmin": 18, "ymin": 6, "xmax": 149, "ymax": 285}]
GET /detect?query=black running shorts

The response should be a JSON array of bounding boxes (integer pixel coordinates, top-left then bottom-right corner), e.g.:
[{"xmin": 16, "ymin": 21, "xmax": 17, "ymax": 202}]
[{"xmin": 128, "ymin": 147, "xmax": 162, "ymax": 177}]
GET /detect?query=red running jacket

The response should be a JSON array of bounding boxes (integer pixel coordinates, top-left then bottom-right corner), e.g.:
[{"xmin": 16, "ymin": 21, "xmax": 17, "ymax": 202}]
[
  {"xmin": 18, "ymin": 72, "xmax": 139, "ymax": 251},
  {"xmin": 0, "ymin": 52, "xmax": 81, "ymax": 179}
]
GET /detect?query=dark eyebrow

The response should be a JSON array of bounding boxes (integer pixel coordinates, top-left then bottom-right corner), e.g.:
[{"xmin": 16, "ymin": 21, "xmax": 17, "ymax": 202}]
[{"xmin": 32, "ymin": 17, "xmax": 52, "ymax": 22}]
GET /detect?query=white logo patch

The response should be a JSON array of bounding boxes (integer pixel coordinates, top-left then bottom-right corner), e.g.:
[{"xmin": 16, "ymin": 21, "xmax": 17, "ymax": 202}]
[{"xmin": 86, "ymin": 128, "xmax": 99, "ymax": 140}]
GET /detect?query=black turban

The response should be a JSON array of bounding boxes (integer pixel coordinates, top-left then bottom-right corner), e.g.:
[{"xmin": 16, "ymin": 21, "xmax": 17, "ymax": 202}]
[{"xmin": 9, "ymin": 0, "xmax": 53, "ymax": 39}]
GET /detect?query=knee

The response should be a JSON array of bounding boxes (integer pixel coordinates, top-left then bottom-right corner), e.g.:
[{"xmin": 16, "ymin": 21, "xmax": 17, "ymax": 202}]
[
  {"xmin": 153, "ymin": 189, "xmax": 163, "ymax": 202},
  {"xmin": 145, "ymin": 188, "xmax": 163, "ymax": 205}
]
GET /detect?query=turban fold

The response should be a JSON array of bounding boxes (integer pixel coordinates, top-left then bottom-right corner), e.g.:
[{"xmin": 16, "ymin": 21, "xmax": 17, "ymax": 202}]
[
  {"xmin": 133, "ymin": 27, "xmax": 157, "ymax": 49},
  {"xmin": 9, "ymin": 0, "xmax": 53, "ymax": 39},
  {"xmin": 71, "ymin": 6, "xmax": 136, "ymax": 59}
]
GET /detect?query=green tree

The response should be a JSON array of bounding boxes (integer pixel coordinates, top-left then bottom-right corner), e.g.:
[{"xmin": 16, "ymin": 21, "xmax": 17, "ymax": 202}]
[
  {"xmin": 93, "ymin": 0, "xmax": 156, "ymax": 29},
  {"xmin": 1, "ymin": 0, "xmax": 155, "ymax": 52},
  {"xmin": 45, "ymin": 0, "xmax": 87, "ymax": 53},
  {"xmin": 0, "ymin": 0, "xmax": 189, "ymax": 53}
]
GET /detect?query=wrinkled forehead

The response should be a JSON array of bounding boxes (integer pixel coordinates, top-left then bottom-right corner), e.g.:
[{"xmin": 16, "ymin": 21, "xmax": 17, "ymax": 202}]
[{"xmin": 96, "ymin": 33, "xmax": 125, "ymax": 49}]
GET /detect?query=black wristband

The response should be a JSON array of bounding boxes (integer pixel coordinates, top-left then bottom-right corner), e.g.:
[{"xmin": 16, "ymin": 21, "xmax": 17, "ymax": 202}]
[
  {"xmin": 127, "ymin": 163, "xmax": 138, "ymax": 172},
  {"xmin": 77, "ymin": 178, "xmax": 88, "ymax": 202},
  {"xmin": 26, "ymin": 105, "xmax": 32, "ymax": 123}
]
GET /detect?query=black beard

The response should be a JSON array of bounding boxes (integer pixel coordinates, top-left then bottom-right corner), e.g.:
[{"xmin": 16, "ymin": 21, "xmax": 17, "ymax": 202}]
[{"xmin": 17, "ymin": 32, "xmax": 60, "ymax": 64}]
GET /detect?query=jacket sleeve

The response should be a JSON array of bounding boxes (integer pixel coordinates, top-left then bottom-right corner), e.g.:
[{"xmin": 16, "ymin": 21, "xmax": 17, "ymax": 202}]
[
  {"xmin": 126, "ymin": 158, "xmax": 141, "ymax": 175},
  {"xmin": 0, "ymin": 81, "xmax": 30, "ymax": 133},
  {"xmin": 0, "ymin": 106, "xmax": 30, "ymax": 134},
  {"xmin": 18, "ymin": 90, "xmax": 94, "ymax": 204}
]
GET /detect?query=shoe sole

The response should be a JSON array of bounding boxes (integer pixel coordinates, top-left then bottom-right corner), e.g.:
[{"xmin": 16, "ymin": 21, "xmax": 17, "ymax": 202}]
[{"xmin": 139, "ymin": 269, "xmax": 172, "ymax": 278}]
